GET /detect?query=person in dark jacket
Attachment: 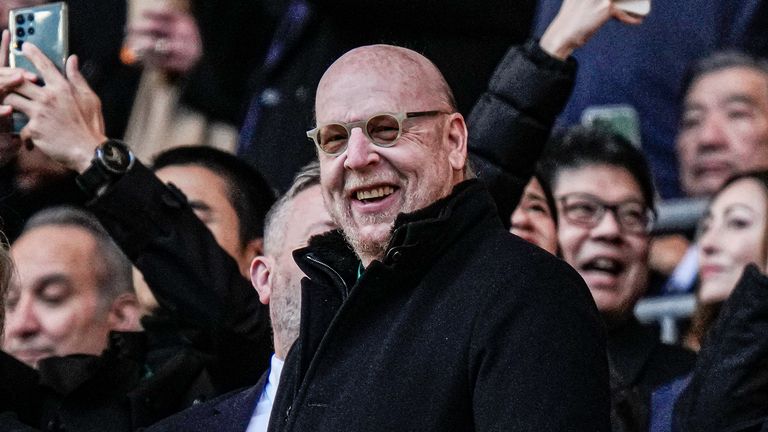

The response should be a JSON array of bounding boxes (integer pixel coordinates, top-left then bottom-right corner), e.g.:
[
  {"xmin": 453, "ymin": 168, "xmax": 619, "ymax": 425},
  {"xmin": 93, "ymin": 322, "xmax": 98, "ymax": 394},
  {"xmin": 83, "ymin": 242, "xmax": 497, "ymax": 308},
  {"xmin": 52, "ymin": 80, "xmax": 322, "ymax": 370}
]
[
  {"xmin": 261, "ymin": 29, "xmax": 614, "ymax": 432},
  {"xmin": 536, "ymin": 126, "xmax": 697, "ymax": 431}
]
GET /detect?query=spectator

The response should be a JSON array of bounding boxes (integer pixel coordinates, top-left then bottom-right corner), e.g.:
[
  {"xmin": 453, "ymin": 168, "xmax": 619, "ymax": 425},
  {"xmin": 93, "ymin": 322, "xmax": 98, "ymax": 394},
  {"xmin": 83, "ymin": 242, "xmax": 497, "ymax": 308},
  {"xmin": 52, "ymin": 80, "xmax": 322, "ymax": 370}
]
[
  {"xmin": 3, "ymin": 207, "xmax": 140, "ymax": 368},
  {"xmin": 672, "ymin": 246, "xmax": 768, "ymax": 431},
  {"xmin": 677, "ymin": 51, "xmax": 768, "ymax": 198},
  {"xmin": 684, "ymin": 171, "xmax": 768, "ymax": 351},
  {"xmin": 538, "ymin": 126, "xmax": 696, "ymax": 430},
  {"xmin": 262, "ymin": 39, "xmax": 610, "ymax": 429},
  {"xmin": 647, "ymin": 170, "xmax": 768, "ymax": 431},
  {"xmin": 510, "ymin": 176, "xmax": 558, "ymax": 255},
  {"xmin": 658, "ymin": 50, "xmax": 768, "ymax": 296},
  {"xmin": 533, "ymin": 0, "xmax": 767, "ymax": 199},
  {"xmin": 146, "ymin": 162, "xmax": 335, "ymax": 432},
  {"xmin": 0, "ymin": 236, "xmax": 12, "ymax": 336}
]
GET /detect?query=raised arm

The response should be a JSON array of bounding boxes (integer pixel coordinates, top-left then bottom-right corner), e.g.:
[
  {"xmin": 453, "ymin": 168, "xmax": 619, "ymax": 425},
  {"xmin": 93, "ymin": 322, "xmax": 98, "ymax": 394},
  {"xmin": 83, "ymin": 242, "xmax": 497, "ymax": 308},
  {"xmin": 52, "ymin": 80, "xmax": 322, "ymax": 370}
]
[{"xmin": 468, "ymin": 0, "xmax": 643, "ymax": 223}]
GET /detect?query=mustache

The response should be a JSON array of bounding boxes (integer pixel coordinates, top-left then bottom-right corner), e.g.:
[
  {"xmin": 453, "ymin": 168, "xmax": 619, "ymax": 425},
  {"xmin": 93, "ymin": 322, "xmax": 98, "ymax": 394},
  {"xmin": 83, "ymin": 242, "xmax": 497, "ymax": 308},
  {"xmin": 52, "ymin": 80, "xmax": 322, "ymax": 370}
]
[{"xmin": 343, "ymin": 172, "xmax": 401, "ymax": 192}]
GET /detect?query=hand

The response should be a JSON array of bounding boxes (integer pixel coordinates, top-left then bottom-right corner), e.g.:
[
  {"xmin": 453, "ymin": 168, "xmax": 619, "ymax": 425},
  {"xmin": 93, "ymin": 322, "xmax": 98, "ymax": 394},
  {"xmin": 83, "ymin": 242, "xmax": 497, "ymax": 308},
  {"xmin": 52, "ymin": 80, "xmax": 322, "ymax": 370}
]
[
  {"xmin": 123, "ymin": 6, "xmax": 202, "ymax": 74},
  {"xmin": 539, "ymin": 0, "xmax": 644, "ymax": 60},
  {"xmin": 0, "ymin": 29, "xmax": 29, "ymax": 167},
  {"xmin": 1, "ymin": 42, "xmax": 107, "ymax": 173}
]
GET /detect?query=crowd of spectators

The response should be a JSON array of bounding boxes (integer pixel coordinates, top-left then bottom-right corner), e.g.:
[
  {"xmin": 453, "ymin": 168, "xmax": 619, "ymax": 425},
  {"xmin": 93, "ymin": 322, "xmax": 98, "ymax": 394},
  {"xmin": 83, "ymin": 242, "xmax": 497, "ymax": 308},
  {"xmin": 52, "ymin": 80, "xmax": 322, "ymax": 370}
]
[{"xmin": 0, "ymin": 0, "xmax": 767, "ymax": 431}]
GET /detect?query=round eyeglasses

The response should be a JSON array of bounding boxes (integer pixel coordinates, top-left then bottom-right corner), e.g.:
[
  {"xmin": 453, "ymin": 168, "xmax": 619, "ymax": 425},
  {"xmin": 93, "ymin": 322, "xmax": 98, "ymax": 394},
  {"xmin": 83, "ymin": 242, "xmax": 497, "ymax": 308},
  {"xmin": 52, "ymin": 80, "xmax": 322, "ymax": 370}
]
[{"xmin": 306, "ymin": 111, "xmax": 451, "ymax": 155}]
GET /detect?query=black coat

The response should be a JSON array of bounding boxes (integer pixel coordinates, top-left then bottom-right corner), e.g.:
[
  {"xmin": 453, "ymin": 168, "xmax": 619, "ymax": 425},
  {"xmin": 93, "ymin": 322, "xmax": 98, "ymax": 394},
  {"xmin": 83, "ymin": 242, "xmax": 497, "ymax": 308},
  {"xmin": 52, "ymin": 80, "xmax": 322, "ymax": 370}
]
[
  {"xmin": 607, "ymin": 319, "xmax": 696, "ymax": 431},
  {"xmin": 269, "ymin": 181, "xmax": 611, "ymax": 431},
  {"xmin": 673, "ymin": 265, "xmax": 768, "ymax": 432}
]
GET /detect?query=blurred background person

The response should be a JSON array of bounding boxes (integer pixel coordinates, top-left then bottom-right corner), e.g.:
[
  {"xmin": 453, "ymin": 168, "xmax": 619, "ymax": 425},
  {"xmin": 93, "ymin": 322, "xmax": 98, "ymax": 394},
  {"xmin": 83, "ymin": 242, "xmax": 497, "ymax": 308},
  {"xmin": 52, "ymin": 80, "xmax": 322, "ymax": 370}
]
[
  {"xmin": 537, "ymin": 126, "xmax": 696, "ymax": 431},
  {"xmin": 3, "ymin": 207, "xmax": 141, "ymax": 368},
  {"xmin": 684, "ymin": 171, "xmax": 768, "ymax": 351},
  {"xmin": 510, "ymin": 175, "xmax": 558, "ymax": 255}
]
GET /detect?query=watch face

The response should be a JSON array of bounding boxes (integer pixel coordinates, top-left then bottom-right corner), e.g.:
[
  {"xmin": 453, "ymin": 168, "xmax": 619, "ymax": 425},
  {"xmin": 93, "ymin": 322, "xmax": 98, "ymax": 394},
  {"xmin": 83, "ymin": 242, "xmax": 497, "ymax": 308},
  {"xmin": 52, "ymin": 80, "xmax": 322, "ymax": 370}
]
[{"xmin": 99, "ymin": 141, "xmax": 133, "ymax": 173}]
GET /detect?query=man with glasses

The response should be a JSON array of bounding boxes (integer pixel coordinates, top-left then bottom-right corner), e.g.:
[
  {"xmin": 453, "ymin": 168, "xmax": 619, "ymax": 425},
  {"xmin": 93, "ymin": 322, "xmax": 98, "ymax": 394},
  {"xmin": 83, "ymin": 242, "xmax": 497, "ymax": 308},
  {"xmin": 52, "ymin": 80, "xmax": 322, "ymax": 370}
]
[
  {"xmin": 253, "ymin": 39, "xmax": 614, "ymax": 430},
  {"xmin": 537, "ymin": 126, "xmax": 696, "ymax": 431}
]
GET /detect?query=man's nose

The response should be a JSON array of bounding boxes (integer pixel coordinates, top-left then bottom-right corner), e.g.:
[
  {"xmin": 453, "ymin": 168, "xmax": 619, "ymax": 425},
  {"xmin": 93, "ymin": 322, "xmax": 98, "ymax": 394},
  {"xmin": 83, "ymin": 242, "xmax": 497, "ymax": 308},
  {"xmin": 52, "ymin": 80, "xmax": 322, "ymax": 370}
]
[
  {"xmin": 4, "ymin": 297, "xmax": 40, "ymax": 340},
  {"xmin": 697, "ymin": 114, "xmax": 728, "ymax": 151},
  {"xmin": 343, "ymin": 128, "xmax": 379, "ymax": 170},
  {"xmin": 590, "ymin": 209, "xmax": 623, "ymax": 240},
  {"xmin": 510, "ymin": 207, "xmax": 531, "ymax": 231}
]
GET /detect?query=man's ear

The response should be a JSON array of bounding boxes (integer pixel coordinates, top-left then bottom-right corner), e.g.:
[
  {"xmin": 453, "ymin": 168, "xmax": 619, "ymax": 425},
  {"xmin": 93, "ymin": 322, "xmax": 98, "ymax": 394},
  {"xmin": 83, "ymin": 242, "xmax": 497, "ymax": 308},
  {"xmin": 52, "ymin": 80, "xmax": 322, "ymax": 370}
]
[
  {"xmin": 250, "ymin": 255, "xmax": 273, "ymax": 305},
  {"xmin": 108, "ymin": 293, "xmax": 142, "ymax": 332},
  {"xmin": 445, "ymin": 113, "xmax": 468, "ymax": 172}
]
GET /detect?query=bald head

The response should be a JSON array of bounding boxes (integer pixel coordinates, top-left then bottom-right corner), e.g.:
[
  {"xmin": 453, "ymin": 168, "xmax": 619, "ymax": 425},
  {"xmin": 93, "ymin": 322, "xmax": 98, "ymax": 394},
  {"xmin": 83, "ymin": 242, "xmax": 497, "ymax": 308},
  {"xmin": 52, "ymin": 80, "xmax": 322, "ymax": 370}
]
[
  {"xmin": 311, "ymin": 44, "xmax": 469, "ymax": 266},
  {"xmin": 316, "ymin": 45, "xmax": 456, "ymax": 121}
]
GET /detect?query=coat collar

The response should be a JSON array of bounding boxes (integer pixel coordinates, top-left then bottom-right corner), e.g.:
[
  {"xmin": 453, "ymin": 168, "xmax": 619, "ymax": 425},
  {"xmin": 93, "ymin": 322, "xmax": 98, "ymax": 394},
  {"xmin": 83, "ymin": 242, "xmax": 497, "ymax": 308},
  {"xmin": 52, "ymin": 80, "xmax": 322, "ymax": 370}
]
[{"xmin": 295, "ymin": 179, "xmax": 496, "ymax": 286}]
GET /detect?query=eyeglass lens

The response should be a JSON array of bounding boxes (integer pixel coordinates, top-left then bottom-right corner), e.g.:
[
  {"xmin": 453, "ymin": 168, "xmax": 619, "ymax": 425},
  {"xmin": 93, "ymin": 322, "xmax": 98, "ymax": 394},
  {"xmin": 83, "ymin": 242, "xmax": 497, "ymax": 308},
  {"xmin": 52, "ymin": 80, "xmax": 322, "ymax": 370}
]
[
  {"xmin": 317, "ymin": 114, "xmax": 401, "ymax": 154},
  {"xmin": 561, "ymin": 196, "xmax": 650, "ymax": 232}
]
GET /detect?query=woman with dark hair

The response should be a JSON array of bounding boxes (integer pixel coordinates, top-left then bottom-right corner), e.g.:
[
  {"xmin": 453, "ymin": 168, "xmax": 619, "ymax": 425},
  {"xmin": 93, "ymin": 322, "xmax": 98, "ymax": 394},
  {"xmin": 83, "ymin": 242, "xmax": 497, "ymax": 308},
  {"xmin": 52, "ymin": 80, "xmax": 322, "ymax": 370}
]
[{"xmin": 510, "ymin": 175, "xmax": 559, "ymax": 255}]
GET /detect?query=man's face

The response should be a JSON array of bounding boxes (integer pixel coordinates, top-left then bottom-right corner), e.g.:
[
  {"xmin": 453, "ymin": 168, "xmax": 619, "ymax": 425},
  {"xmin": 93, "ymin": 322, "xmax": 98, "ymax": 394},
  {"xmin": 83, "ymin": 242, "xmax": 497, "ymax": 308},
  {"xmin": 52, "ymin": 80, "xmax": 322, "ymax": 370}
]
[
  {"xmin": 268, "ymin": 185, "xmax": 335, "ymax": 352},
  {"xmin": 677, "ymin": 66, "xmax": 768, "ymax": 197},
  {"xmin": 4, "ymin": 226, "xmax": 114, "ymax": 368},
  {"xmin": 315, "ymin": 59, "xmax": 464, "ymax": 263},
  {"xmin": 155, "ymin": 164, "xmax": 249, "ymax": 276},
  {"xmin": 554, "ymin": 164, "xmax": 650, "ymax": 321}
]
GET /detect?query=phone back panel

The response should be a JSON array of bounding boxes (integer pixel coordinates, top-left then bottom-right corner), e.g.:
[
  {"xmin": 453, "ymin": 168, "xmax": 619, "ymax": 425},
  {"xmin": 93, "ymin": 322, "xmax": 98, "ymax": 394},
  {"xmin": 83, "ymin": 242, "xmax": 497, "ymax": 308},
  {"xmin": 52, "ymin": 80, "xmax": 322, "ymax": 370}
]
[{"xmin": 8, "ymin": 2, "xmax": 69, "ymax": 75}]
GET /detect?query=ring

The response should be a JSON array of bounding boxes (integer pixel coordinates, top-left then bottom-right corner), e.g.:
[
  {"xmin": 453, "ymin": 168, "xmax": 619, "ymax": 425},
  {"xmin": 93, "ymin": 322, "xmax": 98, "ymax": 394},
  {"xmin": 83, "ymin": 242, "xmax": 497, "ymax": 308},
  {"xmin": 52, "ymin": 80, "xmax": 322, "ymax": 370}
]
[{"xmin": 154, "ymin": 38, "xmax": 171, "ymax": 55}]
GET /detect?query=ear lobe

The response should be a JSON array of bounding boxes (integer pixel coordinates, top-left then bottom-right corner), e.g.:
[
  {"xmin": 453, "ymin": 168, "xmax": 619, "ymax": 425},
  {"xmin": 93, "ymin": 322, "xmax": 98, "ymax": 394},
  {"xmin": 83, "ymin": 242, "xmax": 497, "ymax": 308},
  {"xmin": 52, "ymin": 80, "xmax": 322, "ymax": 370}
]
[
  {"xmin": 250, "ymin": 255, "xmax": 273, "ymax": 305},
  {"xmin": 445, "ymin": 113, "xmax": 468, "ymax": 172},
  {"xmin": 108, "ymin": 293, "xmax": 142, "ymax": 332}
]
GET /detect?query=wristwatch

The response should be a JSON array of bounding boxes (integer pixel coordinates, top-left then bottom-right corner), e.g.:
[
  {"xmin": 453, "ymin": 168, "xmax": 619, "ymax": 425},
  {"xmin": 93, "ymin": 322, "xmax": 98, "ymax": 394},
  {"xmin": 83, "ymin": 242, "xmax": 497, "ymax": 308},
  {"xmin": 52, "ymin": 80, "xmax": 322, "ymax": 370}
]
[{"xmin": 76, "ymin": 139, "xmax": 135, "ymax": 196}]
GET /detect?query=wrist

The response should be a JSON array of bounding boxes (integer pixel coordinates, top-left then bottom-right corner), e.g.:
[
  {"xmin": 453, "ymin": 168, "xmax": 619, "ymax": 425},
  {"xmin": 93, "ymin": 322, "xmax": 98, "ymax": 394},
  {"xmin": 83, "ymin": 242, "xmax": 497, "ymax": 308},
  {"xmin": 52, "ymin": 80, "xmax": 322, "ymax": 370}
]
[{"xmin": 73, "ymin": 135, "xmax": 109, "ymax": 173}]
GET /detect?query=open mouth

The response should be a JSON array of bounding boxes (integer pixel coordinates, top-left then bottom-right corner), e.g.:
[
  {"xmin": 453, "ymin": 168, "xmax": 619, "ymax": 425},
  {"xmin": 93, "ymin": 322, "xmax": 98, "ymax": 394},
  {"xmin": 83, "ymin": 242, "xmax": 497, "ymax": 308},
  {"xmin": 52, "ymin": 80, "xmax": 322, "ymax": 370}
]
[
  {"xmin": 355, "ymin": 185, "xmax": 396, "ymax": 204},
  {"xmin": 582, "ymin": 257, "xmax": 625, "ymax": 276}
]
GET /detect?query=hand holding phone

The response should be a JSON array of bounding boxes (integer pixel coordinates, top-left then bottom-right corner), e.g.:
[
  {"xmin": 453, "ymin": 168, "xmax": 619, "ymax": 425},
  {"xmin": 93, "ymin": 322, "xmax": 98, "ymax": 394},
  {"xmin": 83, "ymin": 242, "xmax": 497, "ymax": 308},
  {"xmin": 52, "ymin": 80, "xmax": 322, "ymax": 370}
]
[{"xmin": 8, "ymin": 2, "xmax": 68, "ymax": 133}]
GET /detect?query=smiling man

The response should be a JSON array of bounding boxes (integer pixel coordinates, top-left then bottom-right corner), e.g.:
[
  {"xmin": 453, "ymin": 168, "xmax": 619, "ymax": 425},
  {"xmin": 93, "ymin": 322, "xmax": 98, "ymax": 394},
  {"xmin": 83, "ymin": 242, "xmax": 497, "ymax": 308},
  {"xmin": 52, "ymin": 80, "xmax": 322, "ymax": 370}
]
[
  {"xmin": 538, "ymin": 126, "xmax": 696, "ymax": 429},
  {"xmin": 265, "ymin": 44, "xmax": 611, "ymax": 432}
]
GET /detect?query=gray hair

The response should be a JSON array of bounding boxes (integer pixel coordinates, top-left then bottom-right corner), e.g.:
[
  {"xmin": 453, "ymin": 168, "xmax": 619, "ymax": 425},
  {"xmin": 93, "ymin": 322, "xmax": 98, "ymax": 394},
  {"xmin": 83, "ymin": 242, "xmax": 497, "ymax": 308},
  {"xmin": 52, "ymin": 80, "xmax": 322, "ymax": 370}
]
[
  {"xmin": 22, "ymin": 206, "xmax": 133, "ymax": 307},
  {"xmin": 263, "ymin": 161, "xmax": 322, "ymax": 256},
  {"xmin": 0, "ymin": 236, "xmax": 12, "ymax": 332}
]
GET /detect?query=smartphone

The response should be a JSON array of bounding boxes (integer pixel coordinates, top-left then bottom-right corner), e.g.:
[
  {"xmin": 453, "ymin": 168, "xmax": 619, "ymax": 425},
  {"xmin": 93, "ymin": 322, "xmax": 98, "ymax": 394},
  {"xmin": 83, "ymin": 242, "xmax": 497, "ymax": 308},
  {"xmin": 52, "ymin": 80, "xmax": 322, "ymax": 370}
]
[
  {"xmin": 581, "ymin": 104, "xmax": 642, "ymax": 147},
  {"xmin": 613, "ymin": 0, "xmax": 651, "ymax": 16},
  {"xmin": 8, "ymin": 2, "xmax": 69, "ymax": 133}
]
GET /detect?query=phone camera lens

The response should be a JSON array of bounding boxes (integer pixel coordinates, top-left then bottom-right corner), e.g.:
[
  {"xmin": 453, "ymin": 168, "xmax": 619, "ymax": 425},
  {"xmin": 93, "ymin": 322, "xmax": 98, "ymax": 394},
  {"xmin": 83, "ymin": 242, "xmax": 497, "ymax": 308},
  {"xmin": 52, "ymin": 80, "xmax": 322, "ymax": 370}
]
[
  {"xmin": 15, "ymin": 14, "xmax": 25, "ymax": 25},
  {"xmin": 27, "ymin": 14, "xmax": 34, "ymax": 22},
  {"xmin": 16, "ymin": 28, "xmax": 25, "ymax": 38},
  {"xmin": 27, "ymin": 27, "xmax": 35, "ymax": 35}
]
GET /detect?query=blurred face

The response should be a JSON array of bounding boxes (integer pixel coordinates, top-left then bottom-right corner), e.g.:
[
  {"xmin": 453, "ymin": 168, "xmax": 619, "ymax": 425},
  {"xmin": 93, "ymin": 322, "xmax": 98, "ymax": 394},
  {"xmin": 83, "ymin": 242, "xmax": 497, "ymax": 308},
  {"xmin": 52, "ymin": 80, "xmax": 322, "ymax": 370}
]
[
  {"xmin": 510, "ymin": 178, "xmax": 557, "ymax": 254},
  {"xmin": 155, "ymin": 164, "xmax": 250, "ymax": 276},
  {"xmin": 267, "ymin": 185, "xmax": 335, "ymax": 356},
  {"xmin": 554, "ymin": 164, "xmax": 650, "ymax": 321},
  {"xmin": 677, "ymin": 67, "xmax": 768, "ymax": 197},
  {"xmin": 315, "ymin": 50, "xmax": 465, "ymax": 264},
  {"xmin": 697, "ymin": 178, "xmax": 768, "ymax": 303},
  {"xmin": 4, "ymin": 226, "xmax": 113, "ymax": 368}
]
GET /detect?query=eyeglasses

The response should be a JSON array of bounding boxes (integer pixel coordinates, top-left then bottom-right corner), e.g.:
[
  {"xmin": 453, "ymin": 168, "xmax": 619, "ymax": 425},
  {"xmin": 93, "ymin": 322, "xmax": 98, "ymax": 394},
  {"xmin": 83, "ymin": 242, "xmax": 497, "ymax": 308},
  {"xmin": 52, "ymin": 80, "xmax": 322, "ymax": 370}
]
[
  {"xmin": 306, "ymin": 111, "xmax": 450, "ymax": 155},
  {"xmin": 557, "ymin": 193, "xmax": 655, "ymax": 234}
]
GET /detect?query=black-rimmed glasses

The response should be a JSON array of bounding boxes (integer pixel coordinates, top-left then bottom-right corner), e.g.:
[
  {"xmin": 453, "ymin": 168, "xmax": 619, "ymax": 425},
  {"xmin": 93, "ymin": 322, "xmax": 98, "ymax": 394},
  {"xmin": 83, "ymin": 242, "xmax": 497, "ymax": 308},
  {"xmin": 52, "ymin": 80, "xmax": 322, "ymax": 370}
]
[
  {"xmin": 557, "ymin": 193, "xmax": 655, "ymax": 234},
  {"xmin": 306, "ymin": 111, "xmax": 451, "ymax": 155}
]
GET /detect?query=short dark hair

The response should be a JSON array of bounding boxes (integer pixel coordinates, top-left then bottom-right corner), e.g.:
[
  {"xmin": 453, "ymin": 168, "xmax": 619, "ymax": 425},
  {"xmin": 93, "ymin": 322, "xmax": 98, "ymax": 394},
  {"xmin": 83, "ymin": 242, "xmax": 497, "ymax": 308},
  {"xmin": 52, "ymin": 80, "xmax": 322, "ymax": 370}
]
[
  {"xmin": 22, "ymin": 206, "xmax": 133, "ymax": 307},
  {"xmin": 152, "ymin": 146, "xmax": 277, "ymax": 246},
  {"xmin": 537, "ymin": 126, "xmax": 656, "ymax": 211},
  {"xmin": 681, "ymin": 50, "xmax": 768, "ymax": 101},
  {"xmin": 263, "ymin": 161, "xmax": 321, "ymax": 255}
]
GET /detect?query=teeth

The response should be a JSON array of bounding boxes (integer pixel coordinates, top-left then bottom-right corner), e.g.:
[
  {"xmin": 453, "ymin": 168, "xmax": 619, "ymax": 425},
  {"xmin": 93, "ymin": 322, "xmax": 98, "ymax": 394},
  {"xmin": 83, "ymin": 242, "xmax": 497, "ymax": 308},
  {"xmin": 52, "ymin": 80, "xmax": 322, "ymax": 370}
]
[
  {"xmin": 587, "ymin": 258, "xmax": 622, "ymax": 273},
  {"xmin": 356, "ymin": 186, "xmax": 394, "ymax": 201}
]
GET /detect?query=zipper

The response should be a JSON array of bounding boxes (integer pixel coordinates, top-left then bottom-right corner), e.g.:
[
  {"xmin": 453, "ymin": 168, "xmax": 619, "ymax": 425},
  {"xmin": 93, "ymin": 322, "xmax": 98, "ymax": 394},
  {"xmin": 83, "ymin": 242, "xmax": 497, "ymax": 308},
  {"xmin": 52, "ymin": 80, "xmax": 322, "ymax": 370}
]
[{"xmin": 305, "ymin": 254, "xmax": 349, "ymax": 297}]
